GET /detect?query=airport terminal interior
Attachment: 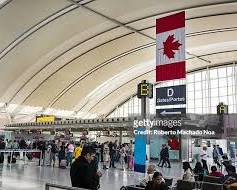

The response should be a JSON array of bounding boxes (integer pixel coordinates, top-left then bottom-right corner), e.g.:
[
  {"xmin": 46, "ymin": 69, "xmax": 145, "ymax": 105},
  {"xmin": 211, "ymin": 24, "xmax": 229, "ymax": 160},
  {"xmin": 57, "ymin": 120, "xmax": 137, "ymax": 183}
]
[{"xmin": 0, "ymin": 0, "xmax": 237, "ymax": 190}]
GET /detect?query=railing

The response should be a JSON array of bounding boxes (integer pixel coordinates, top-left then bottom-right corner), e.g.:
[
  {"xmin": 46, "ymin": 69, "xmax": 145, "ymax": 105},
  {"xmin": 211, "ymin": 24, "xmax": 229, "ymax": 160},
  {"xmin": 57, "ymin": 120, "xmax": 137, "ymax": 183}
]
[{"xmin": 45, "ymin": 183, "xmax": 87, "ymax": 190}]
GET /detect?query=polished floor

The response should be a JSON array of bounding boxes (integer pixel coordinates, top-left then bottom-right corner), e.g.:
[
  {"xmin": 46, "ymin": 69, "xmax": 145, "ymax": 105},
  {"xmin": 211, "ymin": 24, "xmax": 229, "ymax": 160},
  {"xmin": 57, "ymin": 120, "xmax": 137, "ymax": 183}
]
[{"xmin": 0, "ymin": 159, "xmax": 226, "ymax": 190}]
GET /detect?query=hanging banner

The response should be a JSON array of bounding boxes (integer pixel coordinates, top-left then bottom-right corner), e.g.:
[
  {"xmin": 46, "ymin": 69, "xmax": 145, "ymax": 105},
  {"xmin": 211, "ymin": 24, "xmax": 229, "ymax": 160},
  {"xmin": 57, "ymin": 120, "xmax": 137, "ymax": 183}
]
[{"xmin": 156, "ymin": 11, "xmax": 186, "ymax": 82}]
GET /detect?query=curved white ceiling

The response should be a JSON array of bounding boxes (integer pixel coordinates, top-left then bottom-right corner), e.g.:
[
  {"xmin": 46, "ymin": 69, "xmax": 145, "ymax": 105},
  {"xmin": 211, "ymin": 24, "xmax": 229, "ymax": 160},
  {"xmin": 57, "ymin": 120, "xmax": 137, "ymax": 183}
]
[{"xmin": 0, "ymin": 0, "xmax": 237, "ymax": 121}]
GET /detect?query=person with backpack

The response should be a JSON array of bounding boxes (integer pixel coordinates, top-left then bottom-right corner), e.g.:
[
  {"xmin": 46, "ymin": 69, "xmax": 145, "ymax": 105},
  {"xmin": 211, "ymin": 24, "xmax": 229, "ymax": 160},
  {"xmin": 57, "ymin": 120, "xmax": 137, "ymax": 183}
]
[
  {"xmin": 58, "ymin": 142, "xmax": 66, "ymax": 168},
  {"xmin": 50, "ymin": 140, "xmax": 58, "ymax": 167}
]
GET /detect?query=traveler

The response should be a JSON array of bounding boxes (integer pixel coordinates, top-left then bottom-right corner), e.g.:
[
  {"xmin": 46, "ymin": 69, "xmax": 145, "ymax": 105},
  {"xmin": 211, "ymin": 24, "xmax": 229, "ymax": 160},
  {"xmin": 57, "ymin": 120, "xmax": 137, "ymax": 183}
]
[
  {"xmin": 73, "ymin": 142, "xmax": 83, "ymax": 160},
  {"xmin": 50, "ymin": 140, "xmax": 58, "ymax": 167},
  {"xmin": 67, "ymin": 141, "xmax": 74, "ymax": 166},
  {"xmin": 194, "ymin": 162, "xmax": 205, "ymax": 181},
  {"xmin": 223, "ymin": 165, "xmax": 237, "ymax": 185},
  {"xmin": 158, "ymin": 145, "xmax": 165, "ymax": 167},
  {"xmin": 200, "ymin": 146, "xmax": 209, "ymax": 172},
  {"xmin": 58, "ymin": 142, "xmax": 66, "ymax": 168},
  {"xmin": 140, "ymin": 164, "xmax": 156, "ymax": 187},
  {"xmin": 119, "ymin": 144, "xmax": 126, "ymax": 170},
  {"xmin": 213, "ymin": 145, "xmax": 221, "ymax": 168},
  {"xmin": 160, "ymin": 144, "xmax": 171, "ymax": 168},
  {"xmin": 103, "ymin": 142, "xmax": 110, "ymax": 169},
  {"xmin": 145, "ymin": 172, "xmax": 167, "ymax": 190},
  {"xmin": 109, "ymin": 140, "xmax": 117, "ymax": 168},
  {"xmin": 223, "ymin": 153, "xmax": 231, "ymax": 169},
  {"xmin": 209, "ymin": 166, "xmax": 224, "ymax": 177},
  {"xmin": 182, "ymin": 162, "xmax": 195, "ymax": 182},
  {"xmin": 217, "ymin": 145, "xmax": 224, "ymax": 156},
  {"xmin": 0, "ymin": 139, "xmax": 5, "ymax": 163},
  {"xmin": 70, "ymin": 147, "xmax": 102, "ymax": 189}
]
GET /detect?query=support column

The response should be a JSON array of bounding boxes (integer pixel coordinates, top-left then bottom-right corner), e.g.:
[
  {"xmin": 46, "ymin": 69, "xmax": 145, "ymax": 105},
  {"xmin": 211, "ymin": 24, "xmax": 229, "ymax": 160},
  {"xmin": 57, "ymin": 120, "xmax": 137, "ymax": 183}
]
[{"xmin": 119, "ymin": 130, "xmax": 122, "ymax": 144}]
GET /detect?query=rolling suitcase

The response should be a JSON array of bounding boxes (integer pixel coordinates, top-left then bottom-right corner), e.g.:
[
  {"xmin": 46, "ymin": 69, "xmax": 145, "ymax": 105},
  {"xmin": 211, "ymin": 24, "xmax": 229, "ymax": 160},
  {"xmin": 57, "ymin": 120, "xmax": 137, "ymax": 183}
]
[{"xmin": 60, "ymin": 159, "xmax": 67, "ymax": 169}]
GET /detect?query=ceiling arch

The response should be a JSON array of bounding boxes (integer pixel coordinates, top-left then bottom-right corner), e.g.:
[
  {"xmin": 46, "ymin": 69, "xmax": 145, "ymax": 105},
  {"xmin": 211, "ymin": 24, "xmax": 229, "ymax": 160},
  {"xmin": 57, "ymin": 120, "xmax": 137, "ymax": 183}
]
[{"xmin": 0, "ymin": 0, "xmax": 236, "ymax": 120}]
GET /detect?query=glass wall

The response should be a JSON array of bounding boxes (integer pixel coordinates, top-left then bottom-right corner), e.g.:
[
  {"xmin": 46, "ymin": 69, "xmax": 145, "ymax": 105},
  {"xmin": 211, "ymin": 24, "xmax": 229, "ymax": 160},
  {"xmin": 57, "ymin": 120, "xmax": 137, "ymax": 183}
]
[{"xmin": 107, "ymin": 63, "xmax": 237, "ymax": 117}]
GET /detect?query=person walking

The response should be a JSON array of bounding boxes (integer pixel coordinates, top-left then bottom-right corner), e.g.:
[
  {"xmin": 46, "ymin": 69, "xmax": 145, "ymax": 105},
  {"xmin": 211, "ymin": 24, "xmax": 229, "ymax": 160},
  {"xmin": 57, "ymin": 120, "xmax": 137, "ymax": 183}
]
[
  {"xmin": 161, "ymin": 144, "xmax": 171, "ymax": 168},
  {"xmin": 200, "ymin": 146, "xmax": 209, "ymax": 173},
  {"xmin": 103, "ymin": 142, "xmax": 110, "ymax": 169},
  {"xmin": 213, "ymin": 145, "xmax": 221, "ymax": 168},
  {"xmin": 158, "ymin": 144, "xmax": 165, "ymax": 167}
]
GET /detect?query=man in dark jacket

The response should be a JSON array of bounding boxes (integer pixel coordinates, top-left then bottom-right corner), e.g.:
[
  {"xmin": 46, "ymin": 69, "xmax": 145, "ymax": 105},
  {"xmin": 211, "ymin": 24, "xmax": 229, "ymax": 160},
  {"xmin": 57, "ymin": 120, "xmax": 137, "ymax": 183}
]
[
  {"xmin": 70, "ymin": 147, "xmax": 102, "ymax": 189},
  {"xmin": 161, "ymin": 144, "xmax": 171, "ymax": 168}
]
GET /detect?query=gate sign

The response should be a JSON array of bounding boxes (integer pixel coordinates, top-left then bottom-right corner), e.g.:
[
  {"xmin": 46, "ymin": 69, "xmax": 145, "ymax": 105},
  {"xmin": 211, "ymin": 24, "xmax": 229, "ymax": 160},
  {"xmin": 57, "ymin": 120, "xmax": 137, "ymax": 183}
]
[
  {"xmin": 217, "ymin": 102, "xmax": 228, "ymax": 115},
  {"xmin": 156, "ymin": 85, "xmax": 186, "ymax": 106}
]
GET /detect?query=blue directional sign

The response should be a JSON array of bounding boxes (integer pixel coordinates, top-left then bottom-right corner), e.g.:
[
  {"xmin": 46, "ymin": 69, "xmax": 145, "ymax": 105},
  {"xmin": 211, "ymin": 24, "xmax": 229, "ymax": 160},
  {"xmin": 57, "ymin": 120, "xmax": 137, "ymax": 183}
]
[
  {"xmin": 156, "ymin": 108, "xmax": 186, "ymax": 118},
  {"xmin": 156, "ymin": 85, "xmax": 186, "ymax": 106}
]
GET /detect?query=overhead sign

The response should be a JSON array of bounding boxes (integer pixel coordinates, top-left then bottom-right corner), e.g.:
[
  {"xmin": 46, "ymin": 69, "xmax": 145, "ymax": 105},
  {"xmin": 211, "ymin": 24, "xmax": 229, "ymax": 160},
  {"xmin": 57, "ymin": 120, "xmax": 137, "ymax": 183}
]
[
  {"xmin": 36, "ymin": 115, "xmax": 55, "ymax": 123},
  {"xmin": 137, "ymin": 80, "xmax": 153, "ymax": 99},
  {"xmin": 156, "ymin": 11, "xmax": 186, "ymax": 82},
  {"xmin": 156, "ymin": 108, "xmax": 186, "ymax": 118},
  {"xmin": 217, "ymin": 103, "xmax": 228, "ymax": 115},
  {"xmin": 156, "ymin": 85, "xmax": 186, "ymax": 106}
]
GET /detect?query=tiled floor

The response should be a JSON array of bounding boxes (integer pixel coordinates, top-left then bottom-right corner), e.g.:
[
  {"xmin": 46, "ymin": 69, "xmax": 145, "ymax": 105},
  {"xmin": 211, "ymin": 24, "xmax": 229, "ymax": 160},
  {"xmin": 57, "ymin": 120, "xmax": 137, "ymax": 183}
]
[{"xmin": 0, "ymin": 159, "xmax": 225, "ymax": 190}]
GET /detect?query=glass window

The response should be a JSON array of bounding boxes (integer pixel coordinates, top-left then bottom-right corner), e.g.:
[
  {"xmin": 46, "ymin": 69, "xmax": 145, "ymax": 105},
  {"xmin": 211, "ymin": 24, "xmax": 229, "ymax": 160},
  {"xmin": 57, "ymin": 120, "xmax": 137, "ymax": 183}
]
[
  {"xmin": 188, "ymin": 91, "xmax": 195, "ymax": 100},
  {"xmin": 195, "ymin": 91, "xmax": 202, "ymax": 98},
  {"xmin": 195, "ymin": 72, "xmax": 202, "ymax": 82},
  {"xmin": 227, "ymin": 66, "xmax": 233, "ymax": 77},
  {"xmin": 195, "ymin": 82, "xmax": 202, "ymax": 91},
  {"xmin": 195, "ymin": 107, "xmax": 203, "ymax": 114},
  {"xmin": 228, "ymin": 96, "xmax": 234, "ymax": 105},
  {"xmin": 210, "ymin": 88, "xmax": 218, "ymax": 97},
  {"xmin": 210, "ymin": 79, "xmax": 218, "ymax": 89},
  {"xmin": 219, "ymin": 96, "xmax": 228, "ymax": 104},
  {"xmin": 195, "ymin": 99, "xmax": 202, "ymax": 107},
  {"xmin": 219, "ymin": 87, "xmax": 228, "ymax": 96},
  {"xmin": 227, "ymin": 77, "xmax": 233, "ymax": 87},
  {"xmin": 188, "ymin": 83, "xmax": 194, "ymax": 92},
  {"xmin": 211, "ymin": 97, "xmax": 219, "ymax": 107},
  {"xmin": 187, "ymin": 74, "xmax": 194, "ymax": 83},
  {"xmin": 188, "ymin": 100, "xmax": 194, "ymax": 108},
  {"xmin": 188, "ymin": 108, "xmax": 194, "ymax": 113},
  {"xmin": 218, "ymin": 67, "xmax": 227, "ymax": 78},
  {"xmin": 210, "ymin": 69, "xmax": 218, "ymax": 79},
  {"xmin": 219, "ymin": 78, "xmax": 227, "ymax": 87},
  {"xmin": 108, "ymin": 64, "xmax": 237, "ymax": 118},
  {"xmin": 211, "ymin": 107, "xmax": 216, "ymax": 114}
]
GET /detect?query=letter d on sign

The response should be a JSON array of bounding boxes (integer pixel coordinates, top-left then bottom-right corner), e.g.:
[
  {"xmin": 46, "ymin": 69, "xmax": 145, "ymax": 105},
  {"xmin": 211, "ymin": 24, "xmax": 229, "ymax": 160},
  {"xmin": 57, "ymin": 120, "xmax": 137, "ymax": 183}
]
[{"xmin": 167, "ymin": 88, "xmax": 174, "ymax": 97}]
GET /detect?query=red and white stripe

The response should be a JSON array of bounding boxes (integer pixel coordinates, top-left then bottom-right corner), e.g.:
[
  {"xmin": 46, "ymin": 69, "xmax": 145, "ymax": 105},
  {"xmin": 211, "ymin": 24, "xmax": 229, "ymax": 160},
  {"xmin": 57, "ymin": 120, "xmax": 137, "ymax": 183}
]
[{"xmin": 156, "ymin": 11, "xmax": 186, "ymax": 82}]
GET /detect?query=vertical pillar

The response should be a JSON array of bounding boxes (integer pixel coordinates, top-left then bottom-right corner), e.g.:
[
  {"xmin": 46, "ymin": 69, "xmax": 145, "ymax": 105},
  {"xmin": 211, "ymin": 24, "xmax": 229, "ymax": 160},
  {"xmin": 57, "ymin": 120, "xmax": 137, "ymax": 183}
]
[
  {"xmin": 134, "ymin": 80, "xmax": 152, "ymax": 173},
  {"xmin": 119, "ymin": 130, "xmax": 122, "ymax": 144}
]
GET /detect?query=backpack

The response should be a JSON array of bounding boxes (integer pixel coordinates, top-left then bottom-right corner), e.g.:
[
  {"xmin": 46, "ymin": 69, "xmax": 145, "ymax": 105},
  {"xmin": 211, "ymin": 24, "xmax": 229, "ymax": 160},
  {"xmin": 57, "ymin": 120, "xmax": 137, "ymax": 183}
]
[{"xmin": 51, "ymin": 144, "xmax": 58, "ymax": 153}]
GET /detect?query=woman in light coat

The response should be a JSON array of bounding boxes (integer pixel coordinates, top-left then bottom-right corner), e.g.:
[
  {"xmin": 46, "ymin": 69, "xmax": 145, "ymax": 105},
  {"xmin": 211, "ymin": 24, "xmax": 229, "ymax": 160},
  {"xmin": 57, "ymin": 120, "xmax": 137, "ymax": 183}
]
[{"xmin": 103, "ymin": 142, "xmax": 110, "ymax": 169}]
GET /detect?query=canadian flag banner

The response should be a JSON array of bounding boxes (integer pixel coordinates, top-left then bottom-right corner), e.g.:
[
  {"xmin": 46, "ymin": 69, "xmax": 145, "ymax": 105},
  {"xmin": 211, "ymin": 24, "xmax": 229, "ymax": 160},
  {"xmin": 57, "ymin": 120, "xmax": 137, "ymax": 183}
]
[{"xmin": 156, "ymin": 12, "xmax": 186, "ymax": 82}]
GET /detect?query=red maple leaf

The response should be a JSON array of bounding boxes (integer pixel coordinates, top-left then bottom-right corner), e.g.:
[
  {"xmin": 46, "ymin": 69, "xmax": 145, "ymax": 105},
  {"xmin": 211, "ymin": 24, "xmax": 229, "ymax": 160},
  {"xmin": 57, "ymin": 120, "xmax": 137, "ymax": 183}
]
[{"xmin": 163, "ymin": 34, "xmax": 182, "ymax": 59}]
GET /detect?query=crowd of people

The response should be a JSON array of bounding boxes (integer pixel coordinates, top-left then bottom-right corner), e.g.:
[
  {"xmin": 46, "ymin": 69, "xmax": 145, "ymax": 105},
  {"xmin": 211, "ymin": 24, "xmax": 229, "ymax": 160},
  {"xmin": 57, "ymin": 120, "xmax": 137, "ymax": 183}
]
[
  {"xmin": 0, "ymin": 138, "xmax": 135, "ymax": 170},
  {"xmin": 2, "ymin": 137, "xmax": 237, "ymax": 190}
]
